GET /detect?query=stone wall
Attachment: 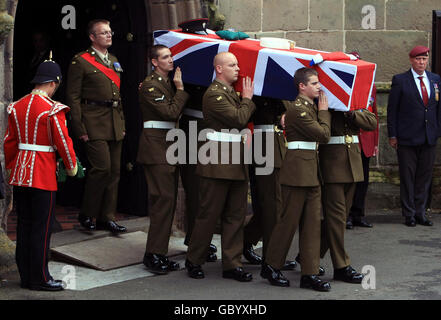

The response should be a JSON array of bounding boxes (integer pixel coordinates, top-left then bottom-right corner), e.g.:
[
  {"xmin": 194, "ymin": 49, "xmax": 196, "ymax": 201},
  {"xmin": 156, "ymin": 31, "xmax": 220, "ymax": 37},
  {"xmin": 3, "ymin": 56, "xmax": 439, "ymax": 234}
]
[
  {"xmin": 219, "ymin": 0, "xmax": 437, "ymax": 82},
  {"xmin": 219, "ymin": 0, "xmax": 441, "ymax": 208}
]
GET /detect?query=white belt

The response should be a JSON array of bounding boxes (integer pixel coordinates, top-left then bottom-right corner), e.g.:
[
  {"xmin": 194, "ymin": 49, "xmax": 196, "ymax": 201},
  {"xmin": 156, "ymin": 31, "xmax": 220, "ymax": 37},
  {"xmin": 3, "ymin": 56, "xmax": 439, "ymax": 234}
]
[
  {"xmin": 253, "ymin": 124, "xmax": 275, "ymax": 132},
  {"xmin": 18, "ymin": 143, "xmax": 55, "ymax": 152},
  {"xmin": 143, "ymin": 121, "xmax": 175, "ymax": 129},
  {"xmin": 327, "ymin": 135, "xmax": 359, "ymax": 144},
  {"xmin": 287, "ymin": 141, "xmax": 318, "ymax": 150},
  {"xmin": 183, "ymin": 108, "xmax": 203, "ymax": 119},
  {"xmin": 207, "ymin": 131, "xmax": 243, "ymax": 143}
]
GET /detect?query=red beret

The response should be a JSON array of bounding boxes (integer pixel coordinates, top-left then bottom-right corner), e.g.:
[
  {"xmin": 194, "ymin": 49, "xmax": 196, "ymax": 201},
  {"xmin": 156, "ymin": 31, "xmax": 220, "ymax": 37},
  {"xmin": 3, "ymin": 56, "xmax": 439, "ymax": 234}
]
[{"xmin": 409, "ymin": 45, "xmax": 429, "ymax": 58}]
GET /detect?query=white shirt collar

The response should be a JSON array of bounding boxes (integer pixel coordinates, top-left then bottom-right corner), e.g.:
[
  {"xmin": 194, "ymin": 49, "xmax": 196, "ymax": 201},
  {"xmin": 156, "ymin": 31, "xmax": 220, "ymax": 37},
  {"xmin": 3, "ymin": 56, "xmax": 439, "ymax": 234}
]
[
  {"xmin": 92, "ymin": 46, "xmax": 110, "ymax": 64},
  {"xmin": 411, "ymin": 68, "xmax": 427, "ymax": 79}
]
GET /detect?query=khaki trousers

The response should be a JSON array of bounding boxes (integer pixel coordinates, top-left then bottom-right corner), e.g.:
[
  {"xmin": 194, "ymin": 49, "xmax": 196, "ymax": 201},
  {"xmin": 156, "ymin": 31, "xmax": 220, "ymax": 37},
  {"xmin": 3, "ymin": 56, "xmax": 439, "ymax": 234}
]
[
  {"xmin": 265, "ymin": 185, "xmax": 321, "ymax": 275},
  {"xmin": 81, "ymin": 140, "xmax": 122, "ymax": 222},
  {"xmin": 320, "ymin": 183, "xmax": 355, "ymax": 269},
  {"xmin": 244, "ymin": 168, "xmax": 282, "ymax": 259},
  {"xmin": 187, "ymin": 177, "xmax": 248, "ymax": 270},
  {"xmin": 144, "ymin": 164, "xmax": 179, "ymax": 255}
]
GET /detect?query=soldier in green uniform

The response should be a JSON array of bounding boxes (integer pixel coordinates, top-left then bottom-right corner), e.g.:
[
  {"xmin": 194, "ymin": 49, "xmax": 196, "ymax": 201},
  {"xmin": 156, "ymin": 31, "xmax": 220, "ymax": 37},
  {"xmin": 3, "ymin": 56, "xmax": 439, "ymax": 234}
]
[
  {"xmin": 137, "ymin": 45, "xmax": 189, "ymax": 274},
  {"xmin": 179, "ymin": 83, "xmax": 218, "ymax": 263},
  {"xmin": 319, "ymin": 92, "xmax": 377, "ymax": 283},
  {"xmin": 66, "ymin": 19, "xmax": 126, "ymax": 233},
  {"xmin": 243, "ymin": 96, "xmax": 296, "ymax": 271},
  {"xmin": 261, "ymin": 67, "xmax": 332, "ymax": 291},
  {"xmin": 185, "ymin": 52, "xmax": 256, "ymax": 282}
]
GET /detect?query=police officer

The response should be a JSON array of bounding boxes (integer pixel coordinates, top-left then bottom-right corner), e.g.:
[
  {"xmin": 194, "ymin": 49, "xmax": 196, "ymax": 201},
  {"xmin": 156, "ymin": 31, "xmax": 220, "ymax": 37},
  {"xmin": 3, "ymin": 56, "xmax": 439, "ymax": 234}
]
[
  {"xmin": 137, "ymin": 45, "xmax": 189, "ymax": 274},
  {"xmin": 319, "ymin": 100, "xmax": 377, "ymax": 283},
  {"xmin": 185, "ymin": 52, "xmax": 256, "ymax": 281},
  {"xmin": 66, "ymin": 19, "xmax": 126, "ymax": 233},
  {"xmin": 261, "ymin": 68, "xmax": 331, "ymax": 291},
  {"xmin": 4, "ymin": 60, "xmax": 77, "ymax": 291}
]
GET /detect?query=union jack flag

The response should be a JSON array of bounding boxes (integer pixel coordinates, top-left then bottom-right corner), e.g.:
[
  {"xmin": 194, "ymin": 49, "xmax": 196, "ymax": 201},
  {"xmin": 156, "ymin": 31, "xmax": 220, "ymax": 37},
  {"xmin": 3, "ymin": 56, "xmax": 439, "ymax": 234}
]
[{"xmin": 154, "ymin": 30, "xmax": 377, "ymax": 111}]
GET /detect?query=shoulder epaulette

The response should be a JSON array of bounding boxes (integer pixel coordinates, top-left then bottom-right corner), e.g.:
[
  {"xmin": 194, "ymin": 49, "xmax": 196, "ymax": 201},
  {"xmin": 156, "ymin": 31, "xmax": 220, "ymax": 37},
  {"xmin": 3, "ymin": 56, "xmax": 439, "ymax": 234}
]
[{"xmin": 49, "ymin": 102, "xmax": 70, "ymax": 116}]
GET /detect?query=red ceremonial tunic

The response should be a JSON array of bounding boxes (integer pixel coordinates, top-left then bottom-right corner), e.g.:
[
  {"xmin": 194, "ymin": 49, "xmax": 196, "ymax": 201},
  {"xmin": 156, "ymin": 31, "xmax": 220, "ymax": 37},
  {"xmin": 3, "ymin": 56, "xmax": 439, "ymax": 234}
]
[
  {"xmin": 358, "ymin": 85, "xmax": 379, "ymax": 158},
  {"xmin": 4, "ymin": 90, "xmax": 77, "ymax": 191}
]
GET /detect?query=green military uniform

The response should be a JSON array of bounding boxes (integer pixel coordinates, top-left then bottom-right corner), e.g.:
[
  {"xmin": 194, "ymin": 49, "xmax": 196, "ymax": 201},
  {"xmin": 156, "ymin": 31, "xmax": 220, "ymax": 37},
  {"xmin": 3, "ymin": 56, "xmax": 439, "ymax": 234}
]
[
  {"xmin": 319, "ymin": 109, "xmax": 377, "ymax": 269},
  {"xmin": 244, "ymin": 96, "xmax": 286, "ymax": 258},
  {"xmin": 187, "ymin": 79, "xmax": 256, "ymax": 270},
  {"xmin": 265, "ymin": 95, "xmax": 331, "ymax": 275},
  {"xmin": 178, "ymin": 84, "xmax": 206, "ymax": 246},
  {"xmin": 66, "ymin": 47, "xmax": 125, "ymax": 222},
  {"xmin": 137, "ymin": 71, "xmax": 189, "ymax": 256}
]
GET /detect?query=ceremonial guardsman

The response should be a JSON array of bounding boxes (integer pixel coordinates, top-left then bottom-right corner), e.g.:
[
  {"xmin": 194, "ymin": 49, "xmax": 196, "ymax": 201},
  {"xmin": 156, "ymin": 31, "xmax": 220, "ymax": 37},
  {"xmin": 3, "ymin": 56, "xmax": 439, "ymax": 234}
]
[
  {"xmin": 319, "ymin": 92, "xmax": 377, "ymax": 283},
  {"xmin": 137, "ymin": 44, "xmax": 189, "ymax": 275},
  {"xmin": 185, "ymin": 52, "xmax": 256, "ymax": 282},
  {"xmin": 4, "ymin": 59, "xmax": 77, "ymax": 291},
  {"xmin": 261, "ymin": 67, "xmax": 332, "ymax": 291},
  {"xmin": 66, "ymin": 19, "xmax": 126, "ymax": 233}
]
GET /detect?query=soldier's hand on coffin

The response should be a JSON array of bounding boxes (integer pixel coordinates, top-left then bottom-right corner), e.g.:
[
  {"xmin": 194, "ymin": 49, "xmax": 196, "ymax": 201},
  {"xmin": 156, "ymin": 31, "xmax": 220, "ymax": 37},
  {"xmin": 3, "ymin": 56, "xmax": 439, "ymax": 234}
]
[
  {"xmin": 280, "ymin": 113, "xmax": 286, "ymax": 129},
  {"xmin": 318, "ymin": 90, "xmax": 328, "ymax": 111},
  {"xmin": 242, "ymin": 76, "xmax": 254, "ymax": 100},
  {"xmin": 173, "ymin": 66, "xmax": 184, "ymax": 90},
  {"xmin": 79, "ymin": 134, "xmax": 89, "ymax": 142}
]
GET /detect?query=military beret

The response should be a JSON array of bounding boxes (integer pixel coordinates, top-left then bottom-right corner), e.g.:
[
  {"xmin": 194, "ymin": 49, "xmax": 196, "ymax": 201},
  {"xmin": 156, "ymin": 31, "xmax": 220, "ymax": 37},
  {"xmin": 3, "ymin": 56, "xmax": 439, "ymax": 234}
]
[
  {"xmin": 409, "ymin": 45, "xmax": 429, "ymax": 58},
  {"xmin": 179, "ymin": 18, "xmax": 208, "ymax": 34}
]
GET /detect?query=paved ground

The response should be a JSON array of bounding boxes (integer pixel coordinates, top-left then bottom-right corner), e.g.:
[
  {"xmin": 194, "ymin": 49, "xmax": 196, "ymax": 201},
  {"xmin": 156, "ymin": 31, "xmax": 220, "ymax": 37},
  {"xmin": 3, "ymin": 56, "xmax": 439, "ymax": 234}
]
[{"xmin": 1, "ymin": 208, "xmax": 441, "ymax": 306}]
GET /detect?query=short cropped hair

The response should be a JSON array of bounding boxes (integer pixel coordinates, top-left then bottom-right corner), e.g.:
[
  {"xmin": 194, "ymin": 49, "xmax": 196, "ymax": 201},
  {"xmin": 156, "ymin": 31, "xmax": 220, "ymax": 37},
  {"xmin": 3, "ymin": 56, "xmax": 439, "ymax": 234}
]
[
  {"xmin": 87, "ymin": 19, "xmax": 110, "ymax": 36},
  {"xmin": 294, "ymin": 67, "xmax": 318, "ymax": 89},
  {"xmin": 150, "ymin": 44, "xmax": 169, "ymax": 60}
]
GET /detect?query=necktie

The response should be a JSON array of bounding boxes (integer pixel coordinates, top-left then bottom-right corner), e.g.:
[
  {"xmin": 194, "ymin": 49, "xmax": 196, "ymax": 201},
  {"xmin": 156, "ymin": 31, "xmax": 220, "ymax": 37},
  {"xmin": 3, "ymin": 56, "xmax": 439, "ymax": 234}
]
[{"xmin": 418, "ymin": 76, "xmax": 429, "ymax": 106}]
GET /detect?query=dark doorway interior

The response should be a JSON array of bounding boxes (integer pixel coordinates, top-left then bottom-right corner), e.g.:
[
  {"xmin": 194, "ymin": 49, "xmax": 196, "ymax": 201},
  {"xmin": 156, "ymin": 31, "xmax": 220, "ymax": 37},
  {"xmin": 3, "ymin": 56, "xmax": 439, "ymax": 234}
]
[
  {"xmin": 13, "ymin": 0, "xmax": 150, "ymax": 216},
  {"xmin": 433, "ymin": 10, "xmax": 441, "ymax": 76}
]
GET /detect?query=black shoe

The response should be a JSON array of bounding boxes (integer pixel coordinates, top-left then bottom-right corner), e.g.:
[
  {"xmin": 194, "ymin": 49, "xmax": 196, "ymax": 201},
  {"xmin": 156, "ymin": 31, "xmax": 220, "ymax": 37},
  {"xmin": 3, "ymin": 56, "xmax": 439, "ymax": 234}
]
[
  {"xmin": 260, "ymin": 263, "xmax": 290, "ymax": 287},
  {"xmin": 415, "ymin": 216, "xmax": 433, "ymax": 226},
  {"xmin": 29, "ymin": 279, "xmax": 64, "ymax": 291},
  {"xmin": 223, "ymin": 267, "xmax": 253, "ymax": 282},
  {"xmin": 300, "ymin": 275, "xmax": 331, "ymax": 292},
  {"xmin": 281, "ymin": 260, "xmax": 297, "ymax": 271},
  {"xmin": 208, "ymin": 243, "xmax": 217, "ymax": 253},
  {"xmin": 346, "ymin": 219, "xmax": 354, "ymax": 229},
  {"xmin": 185, "ymin": 259, "xmax": 204, "ymax": 279},
  {"xmin": 206, "ymin": 252, "xmax": 217, "ymax": 262},
  {"xmin": 295, "ymin": 254, "xmax": 325, "ymax": 276},
  {"xmin": 353, "ymin": 218, "xmax": 373, "ymax": 228},
  {"xmin": 243, "ymin": 243, "xmax": 262, "ymax": 265},
  {"xmin": 143, "ymin": 253, "xmax": 169, "ymax": 275},
  {"xmin": 159, "ymin": 255, "xmax": 180, "ymax": 271},
  {"xmin": 405, "ymin": 218, "xmax": 416, "ymax": 227},
  {"xmin": 78, "ymin": 215, "xmax": 96, "ymax": 231},
  {"xmin": 96, "ymin": 220, "xmax": 127, "ymax": 233},
  {"xmin": 333, "ymin": 265, "xmax": 363, "ymax": 283}
]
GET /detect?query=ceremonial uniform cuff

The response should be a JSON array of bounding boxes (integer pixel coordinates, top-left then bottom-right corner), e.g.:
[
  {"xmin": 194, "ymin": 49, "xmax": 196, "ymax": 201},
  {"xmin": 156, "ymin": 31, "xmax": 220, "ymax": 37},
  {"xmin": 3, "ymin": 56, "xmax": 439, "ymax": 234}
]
[{"xmin": 66, "ymin": 163, "xmax": 78, "ymax": 177}]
